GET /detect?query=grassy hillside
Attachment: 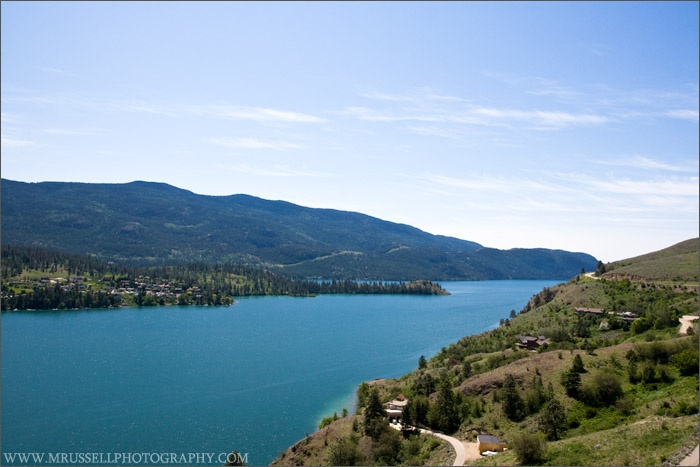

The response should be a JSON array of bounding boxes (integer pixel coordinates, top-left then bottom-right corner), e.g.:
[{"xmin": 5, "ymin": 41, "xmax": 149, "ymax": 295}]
[
  {"xmin": 602, "ymin": 238, "xmax": 699, "ymax": 283},
  {"xmin": 274, "ymin": 239, "xmax": 699, "ymax": 466}
]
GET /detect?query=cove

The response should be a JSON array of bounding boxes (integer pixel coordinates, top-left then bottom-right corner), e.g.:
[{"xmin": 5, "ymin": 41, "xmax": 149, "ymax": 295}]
[{"xmin": 1, "ymin": 280, "xmax": 562, "ymax": 465}]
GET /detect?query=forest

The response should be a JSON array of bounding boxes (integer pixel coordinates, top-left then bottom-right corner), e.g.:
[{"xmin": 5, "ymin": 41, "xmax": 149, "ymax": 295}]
[{"xmin": 1, "ymin": 245, "xmax": 448, "ymax": 310}]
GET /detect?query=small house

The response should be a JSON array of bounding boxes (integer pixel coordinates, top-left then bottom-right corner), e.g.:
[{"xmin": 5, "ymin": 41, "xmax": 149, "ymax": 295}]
[
  {"xmin": 516, "ymin": 335, "xmax": 550, "ymax": 350},
  {"xmin": 385, "ymin": 394, "xmax": 408, "ymax": 421},
  {"xmin": 477, "ymin": 434, "xmax": 507, "ymax": 454},
  {"xmin": 575, "ymin": 307, "xmax": 605, "ymax": 315}
]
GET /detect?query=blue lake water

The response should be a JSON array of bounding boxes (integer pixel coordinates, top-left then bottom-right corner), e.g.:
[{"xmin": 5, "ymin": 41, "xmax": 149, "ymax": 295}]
[{"xmin": 1, "ymin": 280, "xmax": 562, "ymax": 465}]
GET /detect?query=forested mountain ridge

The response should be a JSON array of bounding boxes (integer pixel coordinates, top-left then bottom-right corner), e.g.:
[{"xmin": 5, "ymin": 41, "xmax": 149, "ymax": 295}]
[{"xmin": 1, "ymin": 179, "xmax": 597, "ymax": 280}]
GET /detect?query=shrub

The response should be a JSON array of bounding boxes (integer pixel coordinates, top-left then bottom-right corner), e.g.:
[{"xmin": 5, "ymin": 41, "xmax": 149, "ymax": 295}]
[
  {"xmin": 327, "ymin": 437, "xmax": 362, "ymax": 466},
  {"xmin": 670, "ymin": 349, "xmax": 700, "ymax": 376},
  {"xmin": 510, "ymin": 431, "xmax": 548, "ymax": 465},
  {"xmin": 580, "ymin": 371, "xmax": 622, "ymax": 407}
]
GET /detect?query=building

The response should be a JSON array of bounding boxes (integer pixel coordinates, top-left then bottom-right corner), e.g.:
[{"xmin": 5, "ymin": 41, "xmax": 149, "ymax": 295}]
[
  {"xmin": 575, "ymin": 307, "xmax": 605, "ymax": 315},
  {"xmin": 477, "ymin": 434, "xmax": 507, "ymax": 454},
  {"xmin": 385, "ymin": 394, "xmax": 408, "ymax": 422},
  {"xmin": 516, "ymin": 335, "xmax": 550, "ymax": 350}
]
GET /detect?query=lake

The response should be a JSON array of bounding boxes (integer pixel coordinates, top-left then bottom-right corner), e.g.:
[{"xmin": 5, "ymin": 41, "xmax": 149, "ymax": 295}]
[{"xmin": 1, "ymin": 280, "xmax": 562, "ymax": 465}]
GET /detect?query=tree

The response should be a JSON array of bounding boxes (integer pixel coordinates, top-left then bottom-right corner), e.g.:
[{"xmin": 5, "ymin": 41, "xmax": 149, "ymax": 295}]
[
  {"xmin": 561, "ymin": 368, "xmax": 581, "ymax": 399},
  {"xmin": 404, "ymin": 395, "xmax": 429, "ymax": 427},
  {"xmin": 418, "ymin": 355, "xmax": 427, "ymax": 369},
  {"xmin": 428, "ymin": 379, "xmax": 460, "ymax": 433},
  {"xmin": 411, "ymin": 371, "xmax": 436, "ymax": 397},
  {"xmin": 327, "ymin": 438, "xmax": 362, "ymax": 466},
  {"xmin": 670, "ymin": 349, "xmax": 700, "ymax": 376},
  {"xmin": 537, "ymin": 398, "xmax": 567, "ymax": 440},
  {"xmin": 461, "ymin": 361, "xmax": 472, "ymax": 380},
  {"xmin": 571, "ymin": 354, "xmax": 586, "ymax": 374},
  {"xmin": 364, "ymin": 387, "xmax": 386, "ymax": 422},
  {"xmin": 357, "ymin": 382, "xmax": 370, "ymax": 410},
  {"xmin": 501, "ymin": 374, "xmax": 525, "ymax": 421}
]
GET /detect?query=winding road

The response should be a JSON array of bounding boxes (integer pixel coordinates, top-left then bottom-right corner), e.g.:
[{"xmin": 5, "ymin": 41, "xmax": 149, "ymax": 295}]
[
  {"xmin": 390, "ymin": 423, "xmax": 472, "ymax": 466},
  {"xmin": 419, "ymin": 428, "xmax": 467, "ymax": 466}
]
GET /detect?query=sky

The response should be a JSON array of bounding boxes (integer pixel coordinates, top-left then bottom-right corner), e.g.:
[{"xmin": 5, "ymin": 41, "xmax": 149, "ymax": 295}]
[{"xmin": 2, "ymin": 1, "xmax": 698, "ymax": 262}]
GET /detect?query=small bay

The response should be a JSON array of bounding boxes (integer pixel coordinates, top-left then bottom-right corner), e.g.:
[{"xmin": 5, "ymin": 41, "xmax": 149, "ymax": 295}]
[{"xmin": 1, "ymin": 280, "xmax": 561, "ymax": 465}]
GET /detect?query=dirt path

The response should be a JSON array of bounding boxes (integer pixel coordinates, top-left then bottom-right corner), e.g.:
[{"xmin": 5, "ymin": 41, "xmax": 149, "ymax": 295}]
[
  {"xmin": 678, "ymin": 315, "xmax": 698, "ymax": 335},
  {"xmin": 680, "ymin": 445, "xmax": 699, "ymax": 466},
  {"xmin": 462, "ymin": 441, "xmax": 482, "ymax": 463}
]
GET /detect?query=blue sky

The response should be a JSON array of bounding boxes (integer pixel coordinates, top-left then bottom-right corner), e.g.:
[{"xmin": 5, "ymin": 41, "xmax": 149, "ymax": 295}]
[{"xmin": 2, "ymin": 1, "xmax": 698, "ymax": 261}]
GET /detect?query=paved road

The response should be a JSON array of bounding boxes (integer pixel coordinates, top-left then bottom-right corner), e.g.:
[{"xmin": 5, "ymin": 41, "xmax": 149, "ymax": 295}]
[
  {"xmin": 419, "ymin": 429, "xmax": 466, "ymax": 466},
  {"xmin": 390, "ymin": 423, "xmax": 466, "ymax": 466},
  {"xmin": 680, "ymin": 445, "xmax": 699, "ymax": 466}
]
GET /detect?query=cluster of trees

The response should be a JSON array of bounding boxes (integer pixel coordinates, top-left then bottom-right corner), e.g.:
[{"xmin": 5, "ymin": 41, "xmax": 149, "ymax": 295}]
[
  {"xmin": 324, "ymin": 385, "xmax": 442, "ymax": 466},
  {"xmin": 1, "ymin": 245, "xmax": 448, "ymax": 310}
]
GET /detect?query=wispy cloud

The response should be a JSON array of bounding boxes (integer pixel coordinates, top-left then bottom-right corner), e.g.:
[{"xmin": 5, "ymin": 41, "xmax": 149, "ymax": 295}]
[
  {"xmin": 38, "ymin": 66, "xmax": 80, "ymax": 77},
  {"xmin": 231, "ymin": 163, "xmax": 327, "ymax": 177},
  {"xmin": 471, "ymin": 107, "xmax": 610, "ymax": 128},
  {"xmin": 594, "ymin": 155, "xmax": 695, "ymax": 173},
  {"xmin": 1, "ymin": 135, "xmax": 35, "ymax": 147},
  {"xmin": 664, "ymin": 109, "xmax": 699, "ymax": 121},
  {"xmin": 208, "ymin": 137, "xmax": 302, "ymax": 151},
  {"xmin": 206, "ymin": 105, "xmax": 324, "ymax": 123},
  {"xmin": 350, "ymin": 89, "xmax": 611, "ymax": 130},
  {"xmin": 44, "ymin": 128, "xmax": 104, "ymax": 136}
]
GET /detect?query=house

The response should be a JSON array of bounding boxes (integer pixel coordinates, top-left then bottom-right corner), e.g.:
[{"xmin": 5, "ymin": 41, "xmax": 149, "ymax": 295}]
[
  {"xmin": 385, "ymin": 394, "xmax": 408, "ymax": 421},
  {"xmin": 477, "ymin": 434, "xmax": 507, "ymax": 454},
  {"xmin": 575, "ymin": 307, "xmax": 605, "ymax": 315},
  {"xmin": 517, "ymin": 335, "xmax": 550, "ymax": 350}
]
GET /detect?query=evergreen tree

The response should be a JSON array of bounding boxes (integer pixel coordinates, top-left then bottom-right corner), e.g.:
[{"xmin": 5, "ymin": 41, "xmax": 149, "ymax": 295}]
[
  {"xmin": 501, "ymin": 374, "xmax": 525, "ymax": 421},
  {"xmin": 428, "ymin": 379, "xmax": 460, "ymax": 433},
  {"xmin": 537, "ymin": 398, "xmax": 567, "ymax": 440}
]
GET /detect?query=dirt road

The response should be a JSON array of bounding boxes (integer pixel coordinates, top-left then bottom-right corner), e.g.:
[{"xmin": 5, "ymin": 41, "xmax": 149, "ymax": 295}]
[{"xmin": 678, "ymin": 315, "xmax": 698, "ymax": 334}]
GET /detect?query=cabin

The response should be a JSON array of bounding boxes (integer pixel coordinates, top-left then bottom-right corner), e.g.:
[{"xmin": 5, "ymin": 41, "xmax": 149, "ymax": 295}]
[
  {"xmin": 575, "ymin": 307, "xmax": 605, "ymax": 315},
  {"xmin": 516, "ymin": 335, "xmax": 550, "ymax": 350},
  {"xmin": 477, "ymin": 434, "xmax": 507, "ymax": 454},
  {"xmin": 385, "ymin": 394, "xmax": 408, "ymax": 422}
]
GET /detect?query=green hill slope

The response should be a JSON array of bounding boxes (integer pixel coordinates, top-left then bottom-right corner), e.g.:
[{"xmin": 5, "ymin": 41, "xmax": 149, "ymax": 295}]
[
  {"xmin": 603, "ymin": 238, "xmax": 699, "ymax": 282},
  {"xmin": 1, "ymin": 179, "xmax": 597, "ymax": 280},
  {"xmin": 275, "ymin": 239, "xmax": 699, "ymax": 466}
]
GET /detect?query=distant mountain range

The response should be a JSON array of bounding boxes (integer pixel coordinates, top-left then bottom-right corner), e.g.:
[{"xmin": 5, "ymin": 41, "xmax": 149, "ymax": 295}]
[{"xmin": 1, "ymin": 179, "xmax": 598, "ymax": 280}]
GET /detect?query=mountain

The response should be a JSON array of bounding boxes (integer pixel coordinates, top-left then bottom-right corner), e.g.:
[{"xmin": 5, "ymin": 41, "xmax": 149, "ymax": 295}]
[{"xmin": 0, "ymin": 179, "xmax": 598, "ymax": 280}]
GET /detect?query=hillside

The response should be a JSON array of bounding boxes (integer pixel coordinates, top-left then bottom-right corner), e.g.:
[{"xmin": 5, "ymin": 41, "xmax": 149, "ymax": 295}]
[
  {"xmin": 0, "ymin": 179, "xmax": 597, "ymax": 280},
  {"xmin": 274, "ymin": 239, "xmax": 699, "ymax": 466},
  {"xmin": 602, "ymin": 238, "xmax": 699, "ymax": 282}
]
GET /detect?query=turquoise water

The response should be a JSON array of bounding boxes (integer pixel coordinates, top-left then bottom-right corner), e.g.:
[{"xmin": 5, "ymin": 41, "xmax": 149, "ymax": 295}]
[{"xmin": 1, "ymin": 280, "xmax": 561, "ymax": 465}]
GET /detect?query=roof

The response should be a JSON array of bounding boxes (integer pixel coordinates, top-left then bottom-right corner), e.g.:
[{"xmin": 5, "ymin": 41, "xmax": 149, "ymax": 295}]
[
  {"xmin": 575, "ymin": 307, "xmax": 605, "ymax": 314},
  {"xmin": 477, "ymin": 435, "xmax": 505, "ymax": 445}
]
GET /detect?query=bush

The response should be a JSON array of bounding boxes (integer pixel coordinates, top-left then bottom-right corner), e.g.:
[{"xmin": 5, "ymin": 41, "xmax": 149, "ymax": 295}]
[
  {"xmin": 327, "ymin": 437, "xmax": 362, "ymax": 466},
  {"xmin": 510, "ymin": 431, "xmax": 548, "ymax": 465},
  {"xmin": 580, "ymin": 371, "xmax": 622, "ymax": 407},
  {"xmin": 670, "ymin": 349, "xmax": 700, "ymax": 376}
]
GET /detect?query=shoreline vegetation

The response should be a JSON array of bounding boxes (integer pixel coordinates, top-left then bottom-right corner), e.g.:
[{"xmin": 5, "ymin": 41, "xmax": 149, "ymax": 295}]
[
  {"xmin": 0, "ymin": 245, "xmax": 448, "ymax": 311},
  {"xmin": 272, "ymin": 238, "xmax": 699, "ymax": 466}
]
